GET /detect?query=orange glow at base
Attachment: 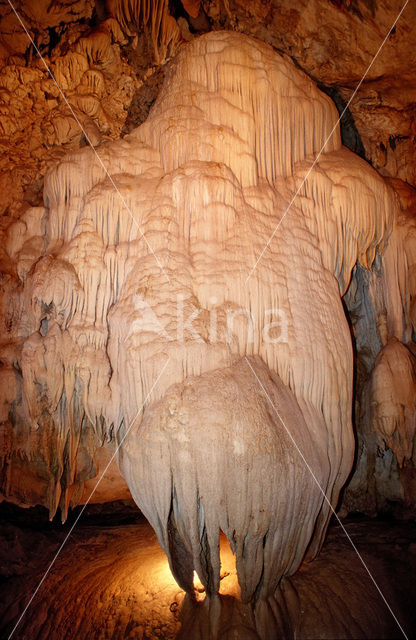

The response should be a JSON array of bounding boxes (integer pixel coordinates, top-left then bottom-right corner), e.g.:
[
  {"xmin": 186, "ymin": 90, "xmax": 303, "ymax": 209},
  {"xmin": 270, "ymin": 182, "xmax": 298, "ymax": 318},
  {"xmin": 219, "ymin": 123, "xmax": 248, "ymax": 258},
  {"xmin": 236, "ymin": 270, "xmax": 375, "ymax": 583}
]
[{"xmin": 192, "ymin": 531, "xmax": 240, "ymax": 600}]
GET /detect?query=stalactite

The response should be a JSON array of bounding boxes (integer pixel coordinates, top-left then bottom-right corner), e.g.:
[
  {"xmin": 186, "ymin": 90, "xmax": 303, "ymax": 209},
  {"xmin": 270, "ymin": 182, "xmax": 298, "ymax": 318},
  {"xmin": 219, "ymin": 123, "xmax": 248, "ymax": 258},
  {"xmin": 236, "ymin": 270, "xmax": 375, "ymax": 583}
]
[{"xmin": 105, "ymin": 0, "xmax": 180, "ymax": 63}]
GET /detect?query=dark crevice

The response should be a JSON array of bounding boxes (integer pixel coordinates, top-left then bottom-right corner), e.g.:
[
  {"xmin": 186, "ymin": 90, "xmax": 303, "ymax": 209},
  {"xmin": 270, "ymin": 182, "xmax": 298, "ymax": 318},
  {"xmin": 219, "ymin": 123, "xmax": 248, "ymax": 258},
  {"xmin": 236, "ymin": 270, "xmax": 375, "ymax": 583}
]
[
  {"xmin": 47, "ymin": 27, "xmax": 60, "ymax": 56},
  {"xmin": 328, "ymin": 0, "xmax": 377, "ymax": 20},
  {"xmin": 389, "ymin": 134, "xmax": 409, "ymax": 151},
  {"xmin": 318, "ymin": 83, "xmax": 366, "ymax": 159},
  {"xmin": 169, "ymin": 0, "xmax": 211, "ymax": 33},
  {"xmin": 91, "ymin": 0, "xmax": 110, "ymax": 27},
  {"xmin": 167, "ymin": 486, "xmax": 195, "ymax": 596},
  {"xmin": 0, "ymin": 499, "xmax": 142, "ymax": 530},
  {"xmin": 122, "ymin": 65, "xmax": 167, "ymax": 135}
]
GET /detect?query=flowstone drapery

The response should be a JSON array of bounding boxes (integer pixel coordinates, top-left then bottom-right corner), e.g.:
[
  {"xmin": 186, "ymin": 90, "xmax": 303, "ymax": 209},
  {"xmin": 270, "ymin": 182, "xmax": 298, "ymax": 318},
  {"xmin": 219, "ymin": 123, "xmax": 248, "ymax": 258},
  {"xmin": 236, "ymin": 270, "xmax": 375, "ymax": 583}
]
[{"xmin": 0, "ymin": 31, "xmax": 399, "ymax": 635}]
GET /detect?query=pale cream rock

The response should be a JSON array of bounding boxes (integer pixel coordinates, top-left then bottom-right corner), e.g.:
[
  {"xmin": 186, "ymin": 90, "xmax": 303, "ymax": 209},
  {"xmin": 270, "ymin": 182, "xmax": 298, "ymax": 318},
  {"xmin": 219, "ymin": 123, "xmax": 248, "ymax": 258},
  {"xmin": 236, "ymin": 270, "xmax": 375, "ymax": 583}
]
[{"xmin": 0, "ymin": 34, "xmax": 400, "ymax": 631}]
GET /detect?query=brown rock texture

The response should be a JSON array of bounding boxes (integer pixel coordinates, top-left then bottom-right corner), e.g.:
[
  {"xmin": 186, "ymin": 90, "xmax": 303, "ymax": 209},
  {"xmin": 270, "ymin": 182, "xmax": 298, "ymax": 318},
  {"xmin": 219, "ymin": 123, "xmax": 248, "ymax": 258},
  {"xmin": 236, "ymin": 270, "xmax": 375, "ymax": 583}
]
[{"xmin": 1, "ymin": 513, "xmax": 414, "ymax": 639}]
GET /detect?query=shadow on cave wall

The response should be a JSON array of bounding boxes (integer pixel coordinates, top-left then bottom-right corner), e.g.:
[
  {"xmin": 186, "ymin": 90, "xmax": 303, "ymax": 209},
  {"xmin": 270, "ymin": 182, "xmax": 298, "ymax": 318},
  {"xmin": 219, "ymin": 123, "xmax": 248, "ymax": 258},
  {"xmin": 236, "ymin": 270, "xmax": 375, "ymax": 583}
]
[
  {"xmin": 122, "ymin": 64, "xmax": 167, "ymax": 136},
  {"xmin": 318, "ymin": 83, "xmax": 367, "ymax": 158}
]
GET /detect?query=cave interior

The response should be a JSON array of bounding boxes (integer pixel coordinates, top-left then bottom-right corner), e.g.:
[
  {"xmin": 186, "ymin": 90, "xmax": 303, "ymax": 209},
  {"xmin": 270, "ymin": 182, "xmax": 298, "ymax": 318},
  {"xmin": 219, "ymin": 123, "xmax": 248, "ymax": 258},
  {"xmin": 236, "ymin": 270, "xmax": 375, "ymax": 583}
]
[{"xmin": 0, "ymin": 1, "xmax": 416, "ymax": 639}]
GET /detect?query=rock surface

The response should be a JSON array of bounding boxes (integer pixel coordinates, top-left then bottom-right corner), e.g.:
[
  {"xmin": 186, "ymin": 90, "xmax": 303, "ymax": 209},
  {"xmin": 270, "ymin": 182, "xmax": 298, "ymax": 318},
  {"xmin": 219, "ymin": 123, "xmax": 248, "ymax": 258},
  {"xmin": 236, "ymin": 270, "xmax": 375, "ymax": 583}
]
[{"xmin": 1, "ymin": 509, "xmax": 414, "ymax": 639}]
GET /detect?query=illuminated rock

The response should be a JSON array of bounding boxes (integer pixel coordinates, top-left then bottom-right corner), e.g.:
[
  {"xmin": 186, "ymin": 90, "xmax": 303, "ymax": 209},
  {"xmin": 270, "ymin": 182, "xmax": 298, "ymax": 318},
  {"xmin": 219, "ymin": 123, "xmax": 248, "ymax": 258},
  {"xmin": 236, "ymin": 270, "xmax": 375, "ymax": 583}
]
[{"xmin": 0, "ymin": 31, "xmax": 400, "ymax": 633}]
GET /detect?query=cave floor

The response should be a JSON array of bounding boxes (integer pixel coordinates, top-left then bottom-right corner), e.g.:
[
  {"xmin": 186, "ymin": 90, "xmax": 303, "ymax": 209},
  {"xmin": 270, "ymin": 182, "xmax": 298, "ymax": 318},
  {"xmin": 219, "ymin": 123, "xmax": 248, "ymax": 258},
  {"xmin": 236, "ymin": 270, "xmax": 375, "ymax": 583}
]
[{"xmin": 0, "ymin": 505, "xmax": 415, "ymax": 640}]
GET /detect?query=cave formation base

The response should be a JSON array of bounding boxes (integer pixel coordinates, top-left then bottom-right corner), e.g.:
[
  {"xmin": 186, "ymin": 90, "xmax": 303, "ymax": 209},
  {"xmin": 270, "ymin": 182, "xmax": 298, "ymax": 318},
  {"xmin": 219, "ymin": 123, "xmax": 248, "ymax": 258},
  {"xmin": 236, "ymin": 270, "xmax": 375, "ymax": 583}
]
[{"xmin": 0, "ymin": 504, "xmax": 414, "ymax": 640}]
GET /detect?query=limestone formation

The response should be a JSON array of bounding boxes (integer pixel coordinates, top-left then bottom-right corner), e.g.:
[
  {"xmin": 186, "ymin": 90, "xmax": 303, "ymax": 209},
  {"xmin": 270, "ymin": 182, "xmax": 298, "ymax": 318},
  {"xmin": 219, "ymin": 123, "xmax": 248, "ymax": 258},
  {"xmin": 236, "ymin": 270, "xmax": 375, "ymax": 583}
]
[
  {"xmin": 0, "ymin": 32, "xmax": 405, "ymax": 636},
  {"xmin": 343, "ymin": 179, "xmax": 416, "ymax": 516}
]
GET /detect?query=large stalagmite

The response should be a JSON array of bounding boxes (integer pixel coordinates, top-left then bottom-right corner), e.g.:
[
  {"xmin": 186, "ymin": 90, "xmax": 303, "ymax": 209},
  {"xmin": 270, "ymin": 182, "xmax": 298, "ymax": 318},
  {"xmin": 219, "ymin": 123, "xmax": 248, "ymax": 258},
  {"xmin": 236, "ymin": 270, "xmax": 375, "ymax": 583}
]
[
  {"xmin": 0, "ymin": 31, "xmax": 398, "ymax": 634},
  {"xmin": 343, "ymin": 179, "xmax": 416, "ymax": 516}
]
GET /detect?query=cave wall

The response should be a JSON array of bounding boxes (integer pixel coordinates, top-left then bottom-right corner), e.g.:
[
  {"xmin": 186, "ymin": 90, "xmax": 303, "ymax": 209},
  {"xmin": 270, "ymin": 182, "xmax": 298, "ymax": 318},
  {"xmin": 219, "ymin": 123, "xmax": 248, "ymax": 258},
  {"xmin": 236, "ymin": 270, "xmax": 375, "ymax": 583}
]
[{"xmin": 0, "ymin": 0, "xmax": 415, "ymax": 524}]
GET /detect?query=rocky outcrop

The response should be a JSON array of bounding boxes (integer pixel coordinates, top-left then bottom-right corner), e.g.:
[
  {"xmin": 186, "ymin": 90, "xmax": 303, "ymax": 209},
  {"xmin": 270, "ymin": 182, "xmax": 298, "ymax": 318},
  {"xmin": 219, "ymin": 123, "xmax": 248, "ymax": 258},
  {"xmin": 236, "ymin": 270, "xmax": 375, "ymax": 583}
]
[
  {"xmin": 343, "ymin": 179, "xmax": 416, "ymax": 516},
  {"xmin": 206, "ymin": 0, "xmax": 416, "ymax": 187}
]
